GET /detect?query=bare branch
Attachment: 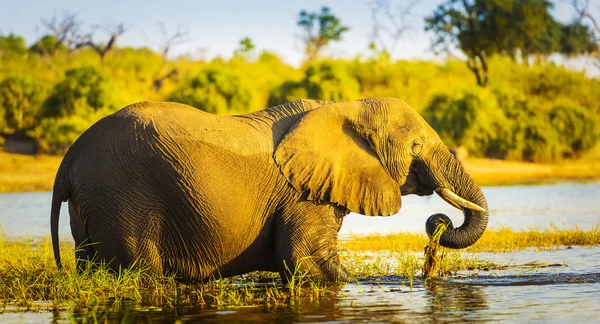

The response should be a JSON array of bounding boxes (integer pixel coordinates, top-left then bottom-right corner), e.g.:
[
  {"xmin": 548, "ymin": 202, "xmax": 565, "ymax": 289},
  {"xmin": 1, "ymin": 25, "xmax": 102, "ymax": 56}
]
[
  {"xmin": 571, "ymin": 0, "xmax": 600, "ymax": 34},
  {"xmin": 158, "ymin": 23, "xmax": 188, "ymax": 59},
  {"xmin": 152, "ymin": 23, "xmax": 188, "ymax": 92},
  {"xmin": 40, "ymin": 10, "xmax": 82, "ymax": 53},
  {"xmin": 369, "ymin": 0, "xmax": 418, "ymax": 55},
  {"xmin": 74, "ymin": 21, "xmax": 128, "ymax": 59}
]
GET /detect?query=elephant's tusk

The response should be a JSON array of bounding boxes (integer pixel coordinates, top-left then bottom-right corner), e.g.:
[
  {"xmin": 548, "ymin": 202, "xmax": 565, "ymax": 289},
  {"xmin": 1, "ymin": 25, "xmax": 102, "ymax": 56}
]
[{"xmin": 436, "ymin": 188, "xmax": 486, "ymax": 213}]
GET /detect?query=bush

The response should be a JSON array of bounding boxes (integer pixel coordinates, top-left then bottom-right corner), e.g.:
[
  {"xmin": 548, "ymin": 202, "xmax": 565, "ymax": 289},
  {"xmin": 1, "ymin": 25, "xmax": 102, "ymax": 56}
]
[
  {"xmin": 0, "ymin": 34, "xmax": 27, "ymax": 55},
  {"xmin": 0, "ymin": 77, "xmax": 47, "ymax": 132},
  {"xmin": 268, "ymin": 59, "xmax": 360, "ymax": 106},
  {"xmin": 267, "ymin": 81, "xmax": 308, "ymax": 107},
  {"xmin": 42, "ymin": 66, "xmax": 114, "ymax": 118},
  {"xmin": 426, "ymin": 85, "xmax": 599, "ymax": 162},
  {"xmin": 424, "ymin": 88, "xmax": 510, "ymax": 157},
  {"xmin": 549, "ymin": 99, "xmax": 597, "ymax": 158},
  {"xmin": 28, "ymin": 109, "xmax": 110, "ymax": 155},
  {"xmin": 168, "ymin": 64, "xmax": 257, "ymax": 115}
]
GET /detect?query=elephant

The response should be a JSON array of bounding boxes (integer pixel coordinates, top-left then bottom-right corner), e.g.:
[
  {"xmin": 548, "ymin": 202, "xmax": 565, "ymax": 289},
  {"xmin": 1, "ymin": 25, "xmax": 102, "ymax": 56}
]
[{"xmin": 50, "ymin": 98, "xmax": 488, "ymax": 282}]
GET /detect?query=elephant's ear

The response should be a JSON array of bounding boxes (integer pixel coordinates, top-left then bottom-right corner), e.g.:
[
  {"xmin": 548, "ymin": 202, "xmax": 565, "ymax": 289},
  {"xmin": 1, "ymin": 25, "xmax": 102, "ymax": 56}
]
[{"xmin": 274, "ymin": 101, "xmax": 401, "ymax": 216}]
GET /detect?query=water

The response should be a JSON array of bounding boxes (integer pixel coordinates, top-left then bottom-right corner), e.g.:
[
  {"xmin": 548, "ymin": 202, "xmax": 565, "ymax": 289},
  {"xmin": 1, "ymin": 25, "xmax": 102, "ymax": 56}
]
[{"xmin": 1, "ymin": 183, "xmax": 599, "ymax": 323}]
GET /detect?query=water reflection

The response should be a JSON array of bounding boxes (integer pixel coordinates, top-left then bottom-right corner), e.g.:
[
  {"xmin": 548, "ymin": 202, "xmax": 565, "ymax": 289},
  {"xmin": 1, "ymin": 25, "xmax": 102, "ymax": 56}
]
[{"xmin": 425, "ymin": 281, "xmax": 488, "ymax": 322}]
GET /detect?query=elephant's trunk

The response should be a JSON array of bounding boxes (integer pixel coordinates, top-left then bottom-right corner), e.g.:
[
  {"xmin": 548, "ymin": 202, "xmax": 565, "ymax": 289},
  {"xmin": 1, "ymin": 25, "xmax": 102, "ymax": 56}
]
[{"xmin": 425, "ymin": 149, "xmax": 489, "ymax": 249}]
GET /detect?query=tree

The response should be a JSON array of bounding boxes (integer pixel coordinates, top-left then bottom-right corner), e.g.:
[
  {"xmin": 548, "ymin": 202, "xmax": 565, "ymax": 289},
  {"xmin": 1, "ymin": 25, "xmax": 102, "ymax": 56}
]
[
  {"xmin": 424, "ymin": 0, "xmax": 594, "ymax": 86},
  {"xmin": 37, "ymin": 10, "xmax": 81, "ymax": 54},
  {"xmin": 571, "ymin": 0, "xmax": 600, "ymax": 35},
  {"xmin": 297, "ymin": 7, "xmax": 349, "ymax": 61},
  {"xmin": 0, "ymin": 34, "xmax": 27, "ymax": 54},
  {"xmin": 560, "ymin": 21, "xmax": 598, "ymax": 56},
  {"xmin": 29, "ymin": 35, "xmax": 67, "ymax": 55},
  {"xmin": 369, "ymin": 0, "xmax": 418, "ymax": 55},
  {"xmin": 0, "ymin": 78, "xmax": 47, "ymax": 132},
  {"xmin": 425, "ymin": 0, "xmax": 496, "ymax": 87},
  {"xmin": 153, "ymin": 23, "xmax": 187, "ymax": 92},
  {"xmin": 74, "ymin": 22, "xmax": 127, "ymax": 60},
  {"xmin": 42, "ymin": 66, "xmax": 113, "ymax": 118},
  {"xmin": 237, "ymin": 37, "xmax": 255, "ymax": 54}
]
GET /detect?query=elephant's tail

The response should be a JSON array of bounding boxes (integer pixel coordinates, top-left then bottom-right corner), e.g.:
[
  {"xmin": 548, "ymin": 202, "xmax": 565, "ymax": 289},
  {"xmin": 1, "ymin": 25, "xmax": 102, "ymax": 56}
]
[{"xmin": 51, "ymin": 168, "xmax": 68, "ymax": 269}]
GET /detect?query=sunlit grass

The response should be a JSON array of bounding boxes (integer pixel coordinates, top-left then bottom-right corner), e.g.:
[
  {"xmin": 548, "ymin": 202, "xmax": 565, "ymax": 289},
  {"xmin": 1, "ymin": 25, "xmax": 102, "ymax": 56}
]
[
  {"xmin": 0, "ymin": 224, "xmax": 597, "ymax": 315},
  {"xmin": 341, "ymin": 224, "xmax": 600, "ymax": 253}
]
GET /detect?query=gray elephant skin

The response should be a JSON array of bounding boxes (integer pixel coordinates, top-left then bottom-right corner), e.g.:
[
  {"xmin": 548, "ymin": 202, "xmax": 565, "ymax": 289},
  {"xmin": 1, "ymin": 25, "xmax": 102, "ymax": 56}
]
[{"xmin": 51, "ymin": 98, "xmax": 488, "ymax": 282}]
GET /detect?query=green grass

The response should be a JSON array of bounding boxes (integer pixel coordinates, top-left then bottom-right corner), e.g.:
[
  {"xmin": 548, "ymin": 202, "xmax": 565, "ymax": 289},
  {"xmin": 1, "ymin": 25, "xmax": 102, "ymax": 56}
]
[{"xmin": 1, "ymin": 225, "xmax": 597, "ymax": 314}]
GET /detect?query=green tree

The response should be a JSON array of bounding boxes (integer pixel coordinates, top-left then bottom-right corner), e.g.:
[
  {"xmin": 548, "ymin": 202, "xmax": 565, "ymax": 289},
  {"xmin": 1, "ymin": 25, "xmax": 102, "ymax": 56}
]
[
  {"xmin": 29, "ymin": 35, "xmax": 67, "ymax": 55},
  {"xmin": 425, "ymin": 0, "xmax": 497, "ymax": 87},
  {"xmin": 42, "ymin": 66, "xmax": 113, "ymax": 118},
  {"xmin": 560, "ymin": 21, "xmax": 598, "ymax": 56},
  {"xmin": 237, "ymin": 37, "xmax": 255, "ymax": 53},
  {"xmin": 0, "ymin": 34, "xmax": 27, "ymax": 54},
  {"xmin": 168, "ymin": 64, "xmax": 257, "ymax": 115},
  {"xmin": 297, "ymin": 7, "xmax": 349, "ymax": 61},
  {"xmin": 0, "ymin": 78, "xmax": 47, "ymax": 132}
]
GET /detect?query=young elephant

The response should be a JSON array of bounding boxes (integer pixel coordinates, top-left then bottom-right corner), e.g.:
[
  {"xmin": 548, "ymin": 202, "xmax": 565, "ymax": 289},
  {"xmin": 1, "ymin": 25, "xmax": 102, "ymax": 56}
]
[{"xmin": 51, "ymin": 98, "xmax": 488, "ymax": 282}]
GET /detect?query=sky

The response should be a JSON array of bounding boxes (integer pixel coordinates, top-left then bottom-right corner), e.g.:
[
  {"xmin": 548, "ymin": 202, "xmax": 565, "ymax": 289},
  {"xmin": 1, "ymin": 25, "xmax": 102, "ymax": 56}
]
[{"xmin": 0, "ymin": 0, "xmax": 599, "ymax": 68}]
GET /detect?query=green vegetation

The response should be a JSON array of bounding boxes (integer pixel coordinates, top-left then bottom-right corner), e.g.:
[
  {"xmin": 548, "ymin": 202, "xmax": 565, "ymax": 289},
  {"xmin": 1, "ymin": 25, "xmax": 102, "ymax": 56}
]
[
  {"xmin": 425, "ymin": 0, "xmax": 597, "ymax": 86},
  {"xmin": 0, "ymin": 3, "xmax": 599, "ymax": 163},
  {"xmin": 1, "ymin": 225, "xmax": 593, "ymax": 314},
  {"xmin": 297, "ymin": 6, "xmax": 349, "ymax": 61},
  {"xmin": 341, "ymin": 224, "xmax": 600, "ymax": 253}
]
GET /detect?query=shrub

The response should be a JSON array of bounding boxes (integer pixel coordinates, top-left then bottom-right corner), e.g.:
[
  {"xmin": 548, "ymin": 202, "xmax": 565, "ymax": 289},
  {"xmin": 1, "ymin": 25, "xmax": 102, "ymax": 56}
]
[
  {"xmin": 42, "ymin": 66, "xmax": 114, "ymax": 118},
  {"xmin": 28, "ymin": 109, "xmax": 110, "ymax": 155},
  {"xmin": 0, "ymin": 77, "xmax": 47, "ymax": 132},
  {"xmin": 268, "ymin": 59, "xmax": 360, "ymax": 106},
  {"xmin": 423, "ymin": 88, "xmax": 510, "ymax": 157},
  {"xmin": 549, "ymin": 99, "xmax": 597, "ymax": 158},
  {"xmin": 168, "ymin": 64, "xmax": 257, "ymax": 115},
  {"xmin": 267, "ymin": 81, "xmax": 308, "ymax": 107},
  {"xmin": 0, "ymin": 34, "xmax": 27, "ymax": 55},
  {"xmin": 303, "ymin": 60, "xmax": 360, "ymax": 102}
]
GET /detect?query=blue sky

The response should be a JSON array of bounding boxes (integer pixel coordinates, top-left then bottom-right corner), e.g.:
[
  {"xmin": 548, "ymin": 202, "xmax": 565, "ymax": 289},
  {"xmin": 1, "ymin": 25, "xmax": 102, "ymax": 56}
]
[{"xmin": 0, "ymin": 0, "xmax": 597, "ymax": 66}]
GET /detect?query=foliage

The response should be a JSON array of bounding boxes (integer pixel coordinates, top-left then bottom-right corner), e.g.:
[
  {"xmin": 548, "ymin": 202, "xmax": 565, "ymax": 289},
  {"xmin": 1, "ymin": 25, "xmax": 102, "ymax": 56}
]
[
  {"xmin": 0, "ymin": 77, "xmax": 48, "ymax": 132},
  {"xmin": 297, "ymin": 7, "xmax": 349, "ymax": 61},
  {"xmin": 168, "ymin": 64, "xmax": 258, "ymax": 115},
  {"xmin": 269, "ymin": 60, "xmax": 360, "ymax": 105},
  {"xmin": 0, "ymin": 31, "xmax": 597, "ymax": 160},
  {"xmin": 0, "ymin": 34, "xmax": 27, "ymax": 54},
  {"xmin": 29, "ymin": 35, "xmax": 66, "ymax": 55},
  {"xmin": 424, "ymin": 0, "xmax": 597, "ymax": 86},
  {"xmin": 42, "ymin": 66, "xmax": 114, "ymax": 118},
  {"xmin": 560, "ymin": 21, "xmax": 598, "ymax": 56},
  {"xmin": 28, "ymin": 109, "xmax": 110, "ymax": 155},
  {"xmin": 236, "ymin": 37, "xmax": 255, "ymax": 54},
  {"xmin": 424, "ymin": 81, "xmax": 598, "ymax": 162},
  {"xmin": 424, "ymin": 88, "xmax": 510, "ymax": 157}
]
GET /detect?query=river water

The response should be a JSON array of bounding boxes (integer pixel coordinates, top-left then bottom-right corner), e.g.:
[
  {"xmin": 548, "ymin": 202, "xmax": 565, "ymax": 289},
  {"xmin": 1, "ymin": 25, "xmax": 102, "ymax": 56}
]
[{"xmin": 0, "ymin": 182, "xmax": 599, "ymax": 323}]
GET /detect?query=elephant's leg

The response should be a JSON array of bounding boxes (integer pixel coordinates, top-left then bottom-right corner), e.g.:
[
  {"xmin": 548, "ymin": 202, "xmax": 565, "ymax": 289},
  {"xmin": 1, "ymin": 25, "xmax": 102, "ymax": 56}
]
[
  {"xmin": 275, "ymin": 202, "xmax": 351, "ymax": 283},
  {"xmin": 68, "ymin": 201, "xmax": 94, "ymax": 271}
]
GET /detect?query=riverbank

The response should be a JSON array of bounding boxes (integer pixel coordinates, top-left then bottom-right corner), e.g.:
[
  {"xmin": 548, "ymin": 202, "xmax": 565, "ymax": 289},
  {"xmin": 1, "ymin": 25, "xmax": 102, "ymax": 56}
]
[{"xmin": 1, "ymin": 148, "xmax": 600, "ymax": 193}]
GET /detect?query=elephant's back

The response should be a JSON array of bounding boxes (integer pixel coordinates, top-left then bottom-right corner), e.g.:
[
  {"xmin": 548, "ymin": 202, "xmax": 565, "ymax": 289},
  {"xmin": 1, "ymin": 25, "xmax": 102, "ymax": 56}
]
[{"xmin": 113, "ymin": 101, "xmax": 221, "ymax": 129}]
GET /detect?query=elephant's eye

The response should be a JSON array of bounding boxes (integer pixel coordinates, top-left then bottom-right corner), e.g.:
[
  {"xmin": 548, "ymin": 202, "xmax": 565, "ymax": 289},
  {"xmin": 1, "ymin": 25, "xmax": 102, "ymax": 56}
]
[{"xmin": 411, "ymin": 138, "xmax": 424, "ymax": 156}]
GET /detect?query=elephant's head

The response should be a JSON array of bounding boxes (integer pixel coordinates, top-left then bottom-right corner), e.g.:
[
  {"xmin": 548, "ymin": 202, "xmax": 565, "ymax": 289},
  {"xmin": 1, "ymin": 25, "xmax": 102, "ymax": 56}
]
[{"xmin": 275, "ymin": 98, "xmax": 488, "ymax": 249}]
